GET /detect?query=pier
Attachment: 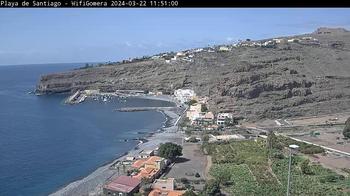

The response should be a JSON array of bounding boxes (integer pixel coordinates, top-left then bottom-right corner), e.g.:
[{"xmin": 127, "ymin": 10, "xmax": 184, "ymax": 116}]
[
  {"xmin": 65, "ymin": 90, "xmax": 87, "ymax": 104},
  {"xmin": 116, "ymin": 107, "xmax": 174, "ymax": 112}
]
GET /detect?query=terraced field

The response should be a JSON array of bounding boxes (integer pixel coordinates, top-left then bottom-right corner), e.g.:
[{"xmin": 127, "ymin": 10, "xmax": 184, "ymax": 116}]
[{"xmin": 204, "ymin": 140, "xmax": 350, "ymax": 195}]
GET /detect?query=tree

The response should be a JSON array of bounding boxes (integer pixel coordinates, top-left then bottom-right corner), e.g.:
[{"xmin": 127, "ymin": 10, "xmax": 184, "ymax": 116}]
[
  {"xmin": 267, "ymin": 131, "xmax": 277, "ymax": 150},
  {"xmin": 301, "ymin": 159, "xmax": 313, "ymax": 175},
  {"xmin": 202, "ymin": 179, "xmax": 221, "ymax": 196},
  {"xmin": 188, "ymin": 136, "xmax": 199, "ymax": 143},
  {"xmin": 183, "ymin": 190, "xmax": 197, "ymax": 196},
  {"xmin": 158, "ymin": 142, "xmax": 183, "ymax": 160},
  {"xmin": 343, "ymin": 117, "xmax": 350, "ymax": 138},
  {"xmin": 186, "ymin": 99, "xmax": 197, "ymax": 106},
  {"xmin": 203, "ymin": 135, "xmax": 210, "ymax": 142},
  {"xmin": 201, "ymin": 104, "xmax": 209, "ymax": 112}
]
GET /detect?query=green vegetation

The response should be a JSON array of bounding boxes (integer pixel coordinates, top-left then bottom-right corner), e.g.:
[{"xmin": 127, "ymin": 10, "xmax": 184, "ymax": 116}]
[
  {"xmin": 201, "ymin": 179, "xmax": 221, "ymax": 196},
  {"xmin": 183, "ymin": 190, "xmax": 197, "ymax": 196},
  {"xmin": 187, "ymin": 136, "xmax": 199, "ymax": 143},
  {"xmin": 186, "ymin": 99, "xmax": 198, "ymax": 106},
  {"xmin": 204, "ymin": 138, "xmax": 350, "ymax": 195},
  {"xmin": 300, "ymin": 159, "xmax": 313, "ymax": 175},
  {"xmin": 343, "ymin": 117, "xmax": 350, "ymax": 138},
  {"xmin": 158, "ymin": 142, "xmax": 183, "ymax": 160},
  {"xmin": 268, "ymin": 133, "xmax": 325, "ymax": 154},
  {"xmin": 201, "ymin": 104, "xmax": 208, "ymax": 112},
  {"xmin": 202, "ymin": 134, "xmax": 210, "ymax": 142}
]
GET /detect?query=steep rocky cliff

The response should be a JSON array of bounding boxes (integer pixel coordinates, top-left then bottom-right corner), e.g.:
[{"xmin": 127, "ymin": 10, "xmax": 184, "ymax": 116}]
[{"xmin": 36, "ymin": 28, "xmax": 350, "ymax": 120}]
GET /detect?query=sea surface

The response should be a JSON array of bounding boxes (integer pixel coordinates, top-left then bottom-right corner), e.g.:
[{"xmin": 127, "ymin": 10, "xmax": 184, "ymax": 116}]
[{"xmin": 0, "ymin": 63, "xmax": 173, "ymax": 196}]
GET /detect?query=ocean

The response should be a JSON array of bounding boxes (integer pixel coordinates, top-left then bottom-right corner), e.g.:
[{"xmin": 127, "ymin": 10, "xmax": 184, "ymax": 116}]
[{"xmin": 0, "ymin": 63, "xmax": 173, "ymax": 196}]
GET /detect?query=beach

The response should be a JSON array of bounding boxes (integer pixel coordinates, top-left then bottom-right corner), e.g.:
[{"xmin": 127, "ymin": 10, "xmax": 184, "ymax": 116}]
[{"xmin": 50, "ymin": 95, "xmax": 186, "ymax": 196}]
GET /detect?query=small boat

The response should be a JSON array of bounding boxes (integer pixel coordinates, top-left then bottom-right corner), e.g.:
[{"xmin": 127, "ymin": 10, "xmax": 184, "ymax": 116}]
[{"xmin": 103, "ymin": 97, "xmax": 107, "ymax": 102}]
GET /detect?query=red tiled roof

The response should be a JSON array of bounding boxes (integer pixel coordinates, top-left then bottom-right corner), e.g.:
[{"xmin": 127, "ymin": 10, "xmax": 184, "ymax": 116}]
[
  {"xmin": 132, "ymin": 159, "xmax": 146, "ymax": 169},
  {"xmin": 149, "ymin": 189, "xmax": 185, "ymax": 196},
  {"xmin": 104, "ymin": 175, "xmax": 140, "ymax": 193},
  {"xmin": 145, "ymin": 156, "xmax": 162, "ymax": 165},
  {"xmin": 133, "ymin": 167, "xmax": 159, "ymax": 180}
]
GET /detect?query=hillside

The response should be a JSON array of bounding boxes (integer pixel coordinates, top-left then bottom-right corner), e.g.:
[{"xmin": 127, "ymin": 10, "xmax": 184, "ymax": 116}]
[{"xmin": 36, "ymin": 27, "xmax": 350, "ymax": 120}]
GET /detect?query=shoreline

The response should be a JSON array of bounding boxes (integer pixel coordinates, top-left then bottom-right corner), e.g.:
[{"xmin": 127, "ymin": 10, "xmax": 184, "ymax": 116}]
[{"xmin": 50, "ymin": 94, "xmax": 185, "ymax": 196}]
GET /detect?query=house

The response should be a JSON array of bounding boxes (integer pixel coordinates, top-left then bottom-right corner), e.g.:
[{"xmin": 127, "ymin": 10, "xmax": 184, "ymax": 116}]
[
  {"xmin": 176, "ymin": 52, "xmax": 186, "ymax": 57},
  {"xmin": 148, "ymin": 178, "xmax": 185, "ymax": 196},
  {"xmin": 219, "ymin": 46, "xmax": 230, "ymax": 52},
  {"xmin": 151, "ymin": 55, "xmax": 160, "ymax": 59},
  {"xmin": 186, "ymin": 103, "xmax": 202, "ymax": 121},
  {"xmin": 301, "ymin": 36, "xmax": 313, "ymax": 40},
  {"xmin": 192, "ymin": 112, "xmax": 215, "ymax": 125},
  {"xmin": 152, "ymin": 178, "xmax": 175, "ymax": 191},
  {"xmin": 287, "ymin": 38, "xmax": 299, "ymax": 43},
  {"xmin": 138, "ymin": 149, "xmax": 154, "ymax": 159},
  {"xmin": 174, "ymin": 89, "xmax": 196, "ymax": 103},
  {"xmin": 216, "ymin": 113, "xmax": 233, "ymax": 126},
  {"xmin": 103, "ymin": 175, "xmax": 141, "ymax": 196},
  {"xmin": 133, "ymin": 167, "xmax": 159, "ymax": 181},
  {"xmin": 149, "ymin": 189, "xmax": 185, "ymax": 196},
  {"xmin": 131, "ymin": 156, "xmax": 166, "ymax": 181},
  {"xmin": 273, "ymin": 38, "xmax": 286, "ymax": 44},
  {"xmin": 126, "ymin": 156, "xmax": 135, "ymax": 161}
]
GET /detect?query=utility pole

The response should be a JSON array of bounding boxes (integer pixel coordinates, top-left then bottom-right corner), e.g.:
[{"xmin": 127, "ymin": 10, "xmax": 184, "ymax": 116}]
[
  {"xmin": 286, "ymin": 148, "xmax": 292, "ymax": 196},
  {"xmin": 287, "ymin": 144, "xmax": 299, "ymax": 196}
]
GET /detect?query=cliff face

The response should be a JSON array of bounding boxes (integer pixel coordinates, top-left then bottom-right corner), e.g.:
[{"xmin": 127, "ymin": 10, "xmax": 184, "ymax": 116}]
[{"xmin": 36, "ymin": 28, "xmax": 350, "ymax": 120}]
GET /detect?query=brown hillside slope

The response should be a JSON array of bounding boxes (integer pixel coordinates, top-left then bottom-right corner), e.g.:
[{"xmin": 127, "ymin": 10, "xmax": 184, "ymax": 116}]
[{"xmin": 36, "ymin": 28, "xmax": 350, "ymax": 120}]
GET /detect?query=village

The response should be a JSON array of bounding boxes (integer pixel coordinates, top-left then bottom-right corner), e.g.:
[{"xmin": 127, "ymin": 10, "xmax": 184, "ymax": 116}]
[
  {"xmin": 105, "ymin": 35, "xmax": 321, "ymax": 67},
  {"xmin": 58, "ymin": 31, "xmax": 350, "ymax": 195},
  {"xmin": 99, "ymin": 88, "xmax": 255, "ymax": 196},
  {"xmin": 98, "ymin": 86, "xmax": 350, "ymax": 196}
]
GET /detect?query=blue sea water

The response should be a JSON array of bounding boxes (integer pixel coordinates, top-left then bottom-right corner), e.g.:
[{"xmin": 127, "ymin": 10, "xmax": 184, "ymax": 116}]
[{"xmin": 0, "ymin": 63, "xmax": 172, "ymax": 196}]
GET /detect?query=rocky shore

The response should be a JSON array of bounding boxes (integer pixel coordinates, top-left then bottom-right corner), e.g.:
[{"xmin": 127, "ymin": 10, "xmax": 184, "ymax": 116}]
[{"xmin": 50, "ymin": 95, "xmax": 185, "ymax": 196}]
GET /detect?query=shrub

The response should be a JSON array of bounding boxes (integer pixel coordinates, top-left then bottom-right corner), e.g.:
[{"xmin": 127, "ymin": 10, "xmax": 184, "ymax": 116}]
[
  {"xmin": 320, "ymin": 174, "xmax": 344, "ymax": 183},
  {"xmin": 195, "ymin": 172, "xmax": 201, "ymax": 178},
  {"xmin": 343, "ymin": 117, "xmax": 350, "ymax": 138},
  {"xmin": 272, "ymin": 152, "xmax": 285, "ymax": 159},
  {"xmin": 180, "ymin": 177, "xmax": 189, "ymax": 184},
  {"xmin": 188, "ymin": 136, "xmax": 199, "ymax": 143},
  {"xmin": 201, "ymin": 104, "xmax": 208, "ymax": 112},
  {"xmin": 202, "ymin": 179, "xmax": 221, "ymax": 196},
  {"xmin": 183, "ymin": 190, "xmax": 197, "ymax": 196},
  {"xmin": 300, "ymin": 159, "xmax": 313, "ymax": 175},
  {"xmin": 186, "ymin": 99, "xmax": 198, "ymax": 106},
  {"xmin": 203, "ymin": 135, "xmax": 210, "ymax": 142}
]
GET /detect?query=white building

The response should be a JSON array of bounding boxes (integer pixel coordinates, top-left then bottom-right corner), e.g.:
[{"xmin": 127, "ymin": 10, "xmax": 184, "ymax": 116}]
[
  {"xmin": 219, "ymin": 46, "xmax": 230, "ymax": 52},
  {"xmin": 176, "ymin": 52, "xmax": 186, "ymax": 57},
  {"xmin": 174, "ymin": 89, "xmax": 196, "ymax": 104},
  {"xmin": 287, "ymin": 38, "xmax": 299, "ymax": 43},
  {"xmin": 216, "ymin": 113, "xmax": 233, "ymax": 125}
]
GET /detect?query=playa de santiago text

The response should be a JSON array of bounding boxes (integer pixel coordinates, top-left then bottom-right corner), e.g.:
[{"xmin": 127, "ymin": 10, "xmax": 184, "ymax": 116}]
[
  {"xmin": 0, "ymin": 0, "xmax": 62, "ymax": 7},
  {"xmin": 0, "ymin": 0, "xmax": 109, "ymax": 7}
]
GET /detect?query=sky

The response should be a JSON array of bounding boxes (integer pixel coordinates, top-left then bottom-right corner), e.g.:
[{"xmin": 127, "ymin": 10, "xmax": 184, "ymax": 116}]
[{"xmin": 0, "ymin": 8, "xmax": 350, "ymax": 66}]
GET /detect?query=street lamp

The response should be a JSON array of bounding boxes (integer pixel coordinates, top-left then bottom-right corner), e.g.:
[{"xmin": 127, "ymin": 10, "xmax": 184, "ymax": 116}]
[{"xmin": 287, "ymin": 144, "xmax": 299, "ymax": 196}]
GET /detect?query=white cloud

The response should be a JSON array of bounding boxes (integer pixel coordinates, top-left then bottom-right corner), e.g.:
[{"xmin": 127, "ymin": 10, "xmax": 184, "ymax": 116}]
[{"xmin": 226, "ymin": 37, "xmax": 234, "ymax": 42}]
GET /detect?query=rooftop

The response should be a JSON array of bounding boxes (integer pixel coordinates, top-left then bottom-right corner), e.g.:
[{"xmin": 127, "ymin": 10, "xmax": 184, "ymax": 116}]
[
  {"xmin": 149, "ymin": 189, "xmax": 185, "ymax": 196},
  {"xmin": 104, "ymin": 175, "xmax": 140, "ymax": 193}
]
